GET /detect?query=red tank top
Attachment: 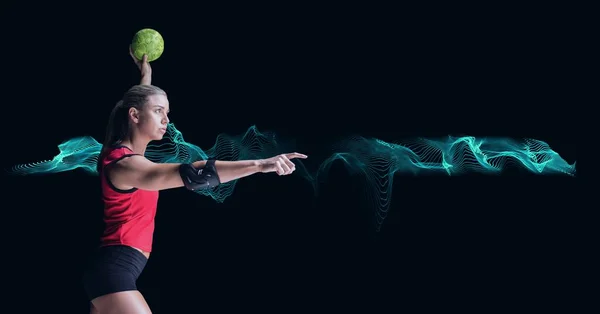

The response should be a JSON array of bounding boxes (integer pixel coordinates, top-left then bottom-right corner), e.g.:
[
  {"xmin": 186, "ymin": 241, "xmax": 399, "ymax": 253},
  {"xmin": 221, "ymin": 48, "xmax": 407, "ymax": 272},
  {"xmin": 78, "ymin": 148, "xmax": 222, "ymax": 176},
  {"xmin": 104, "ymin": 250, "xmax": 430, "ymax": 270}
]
[{"xmin": 98, "ymin": 145, "xmax": 159, "ymax": 252}]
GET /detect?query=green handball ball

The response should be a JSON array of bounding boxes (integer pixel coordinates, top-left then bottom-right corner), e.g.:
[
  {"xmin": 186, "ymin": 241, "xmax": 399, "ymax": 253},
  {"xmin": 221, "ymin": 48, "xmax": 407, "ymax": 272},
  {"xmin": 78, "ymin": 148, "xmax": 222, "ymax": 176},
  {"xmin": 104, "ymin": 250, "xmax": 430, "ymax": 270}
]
[{"xmin": 131, "ymin": 28, "xmax": 164, "ymax": 62}]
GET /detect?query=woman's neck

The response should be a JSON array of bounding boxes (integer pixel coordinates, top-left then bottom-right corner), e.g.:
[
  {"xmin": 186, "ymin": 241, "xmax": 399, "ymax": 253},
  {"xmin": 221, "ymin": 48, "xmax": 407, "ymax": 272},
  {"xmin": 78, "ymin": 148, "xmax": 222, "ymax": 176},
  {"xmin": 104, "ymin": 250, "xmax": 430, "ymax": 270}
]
[{"xmin": 119, "ymin": 134, "xmax": 149, "ymax": 156}]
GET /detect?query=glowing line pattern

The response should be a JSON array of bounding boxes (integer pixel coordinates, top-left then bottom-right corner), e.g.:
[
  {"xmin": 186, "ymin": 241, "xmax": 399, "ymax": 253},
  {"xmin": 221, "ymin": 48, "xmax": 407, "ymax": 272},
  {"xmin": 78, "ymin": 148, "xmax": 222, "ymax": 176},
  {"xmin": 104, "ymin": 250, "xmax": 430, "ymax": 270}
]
[{"xmin": 8, "ymin": 123, "xmax": 576, "ymax": 231}]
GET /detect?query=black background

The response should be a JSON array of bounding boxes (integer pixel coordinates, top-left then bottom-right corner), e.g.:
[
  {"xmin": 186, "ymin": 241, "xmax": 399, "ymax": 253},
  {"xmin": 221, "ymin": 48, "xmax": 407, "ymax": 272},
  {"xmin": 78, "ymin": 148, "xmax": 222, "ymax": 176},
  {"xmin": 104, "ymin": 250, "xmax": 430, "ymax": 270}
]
[{"xmin": 2, "ymin": 3, "xmax": 581, "ymax": 313}]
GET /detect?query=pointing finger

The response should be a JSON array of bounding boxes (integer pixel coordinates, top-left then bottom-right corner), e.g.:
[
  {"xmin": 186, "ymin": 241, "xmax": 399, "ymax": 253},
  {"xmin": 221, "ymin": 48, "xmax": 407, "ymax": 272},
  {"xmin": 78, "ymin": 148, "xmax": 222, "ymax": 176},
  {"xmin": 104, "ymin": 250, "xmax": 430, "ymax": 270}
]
[{"xmin": 285, "ymin": 152, "xmax": 308, "ymax": 159}]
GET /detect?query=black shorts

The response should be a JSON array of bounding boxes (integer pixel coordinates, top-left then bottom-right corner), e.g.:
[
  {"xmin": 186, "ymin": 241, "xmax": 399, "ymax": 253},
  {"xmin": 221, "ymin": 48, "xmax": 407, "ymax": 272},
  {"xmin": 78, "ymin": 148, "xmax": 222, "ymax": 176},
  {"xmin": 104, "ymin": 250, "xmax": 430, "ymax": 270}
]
[{"xmin": 82, "ymin": 245, "xmax": 148, "ymax": 301}]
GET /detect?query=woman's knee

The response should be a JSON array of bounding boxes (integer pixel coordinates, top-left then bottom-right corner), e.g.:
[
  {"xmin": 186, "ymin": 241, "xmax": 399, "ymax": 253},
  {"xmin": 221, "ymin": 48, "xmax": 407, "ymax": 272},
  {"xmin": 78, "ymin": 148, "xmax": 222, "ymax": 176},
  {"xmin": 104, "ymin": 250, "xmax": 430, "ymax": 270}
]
[{"xmin": 91, "ymin": 290, "xmax": 152, "ymax": 314}]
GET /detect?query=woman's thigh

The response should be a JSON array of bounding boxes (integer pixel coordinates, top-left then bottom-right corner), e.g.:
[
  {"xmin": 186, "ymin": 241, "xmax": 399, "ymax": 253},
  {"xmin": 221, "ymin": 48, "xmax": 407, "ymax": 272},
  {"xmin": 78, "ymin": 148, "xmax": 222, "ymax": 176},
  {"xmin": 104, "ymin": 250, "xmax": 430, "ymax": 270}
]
[{"xmin": 91, "ymin": 290, "xmax": 152, "ymax": 314}]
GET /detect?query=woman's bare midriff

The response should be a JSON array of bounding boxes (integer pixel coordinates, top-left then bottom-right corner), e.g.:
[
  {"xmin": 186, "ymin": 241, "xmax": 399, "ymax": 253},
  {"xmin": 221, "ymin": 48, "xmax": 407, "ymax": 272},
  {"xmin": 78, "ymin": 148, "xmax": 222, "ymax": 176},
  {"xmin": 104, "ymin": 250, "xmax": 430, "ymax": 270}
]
[{"xmin": 132, "ymin": 246, "xmax": 151, "ymax": 259}]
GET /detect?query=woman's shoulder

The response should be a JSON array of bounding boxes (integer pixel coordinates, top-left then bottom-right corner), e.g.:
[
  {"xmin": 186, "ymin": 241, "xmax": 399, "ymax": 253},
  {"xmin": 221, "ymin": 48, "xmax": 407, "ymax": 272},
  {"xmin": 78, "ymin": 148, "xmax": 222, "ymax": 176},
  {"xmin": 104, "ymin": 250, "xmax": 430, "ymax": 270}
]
[{"xmin": 102, "ymin": 145, "xmax": 139, "ymax": 164}]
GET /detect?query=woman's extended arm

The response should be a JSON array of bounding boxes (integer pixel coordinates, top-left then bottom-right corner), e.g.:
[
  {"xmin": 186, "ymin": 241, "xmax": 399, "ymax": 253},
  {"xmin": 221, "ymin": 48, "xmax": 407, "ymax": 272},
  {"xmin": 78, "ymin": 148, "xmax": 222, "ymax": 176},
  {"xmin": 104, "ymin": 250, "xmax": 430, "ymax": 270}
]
[
  {"xmin": 108, "ymin": 153, "xmax": 307, "ymax": 192},
  {"xmin": 130, "ymin": 45, "xmax": 152, "ymax": 85}
]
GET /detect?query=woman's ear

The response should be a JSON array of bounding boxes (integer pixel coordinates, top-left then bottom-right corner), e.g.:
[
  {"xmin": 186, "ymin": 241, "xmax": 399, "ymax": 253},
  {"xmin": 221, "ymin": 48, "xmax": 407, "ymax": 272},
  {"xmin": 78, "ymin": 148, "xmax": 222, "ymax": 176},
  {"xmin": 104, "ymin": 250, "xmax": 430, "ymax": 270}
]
[{"xmin": 128, "ymin": 107, "xmax": 140, "ymax": 123}]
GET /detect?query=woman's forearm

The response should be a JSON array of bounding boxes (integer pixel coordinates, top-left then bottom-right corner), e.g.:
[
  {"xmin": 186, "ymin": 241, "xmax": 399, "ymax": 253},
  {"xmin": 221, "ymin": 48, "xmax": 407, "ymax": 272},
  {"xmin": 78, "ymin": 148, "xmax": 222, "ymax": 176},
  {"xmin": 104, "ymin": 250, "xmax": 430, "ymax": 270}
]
[
  {"xmin": 192, "ymin": 159, "xmax": 260, "ymax": 184},
  {"xmin": 140, "ymin": 74, "xmax": 151, "ymax": 85}
]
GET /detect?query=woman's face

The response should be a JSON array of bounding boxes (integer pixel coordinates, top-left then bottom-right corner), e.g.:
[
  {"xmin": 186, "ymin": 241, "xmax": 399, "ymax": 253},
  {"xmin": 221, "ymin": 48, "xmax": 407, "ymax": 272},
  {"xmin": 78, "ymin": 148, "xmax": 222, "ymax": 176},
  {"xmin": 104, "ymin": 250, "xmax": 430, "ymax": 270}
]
[{"xmin": 137, "ymin": 94, "xmax": 170, "ymax": 141}]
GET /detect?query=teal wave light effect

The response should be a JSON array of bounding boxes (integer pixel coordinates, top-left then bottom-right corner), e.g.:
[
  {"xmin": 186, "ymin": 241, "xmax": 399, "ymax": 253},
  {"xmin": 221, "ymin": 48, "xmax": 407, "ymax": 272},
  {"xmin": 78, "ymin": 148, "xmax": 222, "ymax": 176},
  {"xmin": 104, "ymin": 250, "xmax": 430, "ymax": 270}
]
[
  {"xmin": 9, "ymin": 136, "xmax": 103, "ymax": 175},
  {"xmin": 311, "ymin": 135, "xmax": 576, "ymax": 229},
  {"xmin": 8, "ymin": 123, "xmax": 576, "ymax": 231}
]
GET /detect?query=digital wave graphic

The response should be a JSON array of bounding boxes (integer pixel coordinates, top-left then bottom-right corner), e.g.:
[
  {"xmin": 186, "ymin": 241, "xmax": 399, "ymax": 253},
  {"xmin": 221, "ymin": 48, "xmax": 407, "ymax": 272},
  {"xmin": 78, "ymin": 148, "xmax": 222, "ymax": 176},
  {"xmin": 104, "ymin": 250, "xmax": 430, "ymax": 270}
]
[{"xmin": 8, "ymin": 123, "xmax": 576, "ymax": 231}]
